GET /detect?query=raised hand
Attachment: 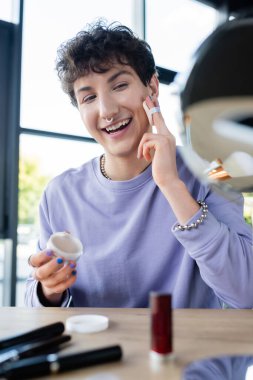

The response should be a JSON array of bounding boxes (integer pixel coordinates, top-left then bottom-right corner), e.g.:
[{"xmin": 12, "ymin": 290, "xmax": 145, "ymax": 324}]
[
  {"xmin": 139, "ymin": 95, "xmax": 200, "ymax": 224},
  {"xmin": 138, "ymin": 95, "xmax": 179, "ymax": 190}
]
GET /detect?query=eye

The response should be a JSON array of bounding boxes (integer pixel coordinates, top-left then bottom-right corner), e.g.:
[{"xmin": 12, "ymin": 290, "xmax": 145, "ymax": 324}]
[
  {"xmin": 113, "ymin": 82, "xmax": 128, "ymax": 91},
  {"xmin": 82, "ymin": 94, "xmax": 96, "ymax": 104}
]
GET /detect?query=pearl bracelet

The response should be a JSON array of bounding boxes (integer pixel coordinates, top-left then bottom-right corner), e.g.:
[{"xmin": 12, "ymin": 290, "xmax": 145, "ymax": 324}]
[{"xmin": 174, "ymin": 200, "xmax": 208, "ymax": 231}]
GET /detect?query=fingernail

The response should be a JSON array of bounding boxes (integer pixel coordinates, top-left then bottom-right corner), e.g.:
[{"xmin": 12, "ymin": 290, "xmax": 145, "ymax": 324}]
[
  {"xmin": 72, "ymin": 270, "xmax": 77, "ymax": 276},
  {"xmin": 149, "ymin": 95, "xmax": 153, "ymax": 101},
  {"xmin": 57, "ymin": 257, "xmax": 63, "ymax": 264},
  {"xmin": 69, "ymin": 263, "xmax": 76, "ymax": 269},
  {"xmin": 46, "ymin": 250, "xmax": 53, "ymax": 257}
]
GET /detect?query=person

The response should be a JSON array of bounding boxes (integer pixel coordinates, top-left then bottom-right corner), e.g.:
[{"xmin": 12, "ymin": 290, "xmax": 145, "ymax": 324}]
[{"xmin": 25, "ymin": 20, "xmax": 253, "ymax": 308}]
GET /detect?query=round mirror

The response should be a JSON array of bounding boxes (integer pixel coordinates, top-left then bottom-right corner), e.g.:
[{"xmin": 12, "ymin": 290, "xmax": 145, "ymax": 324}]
[
  {"xmin": 182, "ymin": 354, "xmax": 253, "ymax": 380},
  {"xmin": 177, "ymin": 16, "xmax": 253, "ymax": 192}
]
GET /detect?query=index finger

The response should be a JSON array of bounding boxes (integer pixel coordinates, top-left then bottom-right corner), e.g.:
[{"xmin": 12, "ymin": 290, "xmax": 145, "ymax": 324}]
[
  {"xmin": 143, "ymin": 95, "xmax": 169, "ymax": 135},
  {"xmin": 29, "ymin": 250, "xmax": 54, "ymax": 268}
]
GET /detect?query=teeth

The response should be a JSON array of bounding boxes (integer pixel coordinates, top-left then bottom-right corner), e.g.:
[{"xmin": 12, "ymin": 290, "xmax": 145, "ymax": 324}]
[{"xmin": 106, "ymin": 119, "xmax": 130, "ymax": 132}]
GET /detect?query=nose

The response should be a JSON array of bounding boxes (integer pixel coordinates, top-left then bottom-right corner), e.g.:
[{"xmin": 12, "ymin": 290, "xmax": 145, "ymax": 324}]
[{"xmin": 99, "ymin": 94, "xmax": 119, "ymax": 121}]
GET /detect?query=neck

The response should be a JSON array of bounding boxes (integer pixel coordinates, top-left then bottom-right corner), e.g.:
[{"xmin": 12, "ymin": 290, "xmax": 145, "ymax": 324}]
[{"xmin": 102, "ymin": 154, "xmax": 151, "ymax": 181}]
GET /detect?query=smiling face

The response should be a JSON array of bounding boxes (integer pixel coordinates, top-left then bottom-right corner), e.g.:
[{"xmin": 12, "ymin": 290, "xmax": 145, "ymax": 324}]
[{"xmin": 74, "ymin": 64, "xmax": 159, "ymax": 159}]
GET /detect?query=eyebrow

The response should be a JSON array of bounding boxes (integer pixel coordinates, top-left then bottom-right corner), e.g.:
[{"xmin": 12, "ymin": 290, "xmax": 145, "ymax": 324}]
[
  {"xmin": 108, "ymin": 70, "xmax": 133, "ymax": 83},
  {"xmin": 76, "ymin": 70, "xmax": 133, "ymax": 94}
]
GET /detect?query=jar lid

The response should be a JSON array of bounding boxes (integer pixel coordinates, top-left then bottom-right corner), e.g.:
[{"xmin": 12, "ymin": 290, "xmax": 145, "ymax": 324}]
[{"xmin": 66, "ymin": 314, "xmax": 109, "ymax": 333}]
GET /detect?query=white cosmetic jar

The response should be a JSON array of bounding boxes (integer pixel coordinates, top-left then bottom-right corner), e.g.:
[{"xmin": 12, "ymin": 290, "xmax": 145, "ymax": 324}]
[{"xmin": 47, "ymin": 232, "xmax": 83, "ymax": 261}]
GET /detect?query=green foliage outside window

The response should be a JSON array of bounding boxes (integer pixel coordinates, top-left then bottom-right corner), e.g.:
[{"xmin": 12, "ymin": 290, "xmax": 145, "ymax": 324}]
[
  {"xmin": 18, "ymin": 157, "xmax": 50, "ymax": 225},
  {"xmin": 243, "ymin": 193, "xmax": 253, "ymax": 226}
]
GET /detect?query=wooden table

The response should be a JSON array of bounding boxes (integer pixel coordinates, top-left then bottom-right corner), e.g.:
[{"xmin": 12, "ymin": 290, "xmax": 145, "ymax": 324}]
[{"xmin": 1, "ymin": 308, "xmax": 253, "ymax": 379}]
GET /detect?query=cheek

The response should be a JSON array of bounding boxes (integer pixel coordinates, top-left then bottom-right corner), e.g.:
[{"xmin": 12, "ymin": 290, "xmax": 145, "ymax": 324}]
[
  {"xmin": 79, "ymin": 109, "xmax": 94, "ymax": 131},
  {"xmin": 130, "ymin": 93, "xmax": 146, "ymax": 113}
]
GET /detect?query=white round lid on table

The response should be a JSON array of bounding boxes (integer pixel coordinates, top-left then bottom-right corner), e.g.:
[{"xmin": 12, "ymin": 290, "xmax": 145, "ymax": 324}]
[{"xmin": 66, "ymin": 314, "xmax": 109, "ymax": 333}]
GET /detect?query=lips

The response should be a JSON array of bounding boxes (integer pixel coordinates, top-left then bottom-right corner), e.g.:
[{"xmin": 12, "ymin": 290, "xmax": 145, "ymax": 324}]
[{"xmin": 103, "ymin": 118, "xmax": 132, "ymax": 134}]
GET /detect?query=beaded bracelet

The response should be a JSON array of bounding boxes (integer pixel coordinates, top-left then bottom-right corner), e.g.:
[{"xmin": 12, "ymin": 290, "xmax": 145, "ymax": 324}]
[{"xmin": 174, "ymin": 200, "xmax": 208, "ymax": 231}]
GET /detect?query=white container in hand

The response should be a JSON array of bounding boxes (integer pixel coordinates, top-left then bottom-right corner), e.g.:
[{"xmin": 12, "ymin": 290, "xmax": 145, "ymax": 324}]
[{"xmin": 47, "ymin": 232, "xmax": 83, "ymax": 261}]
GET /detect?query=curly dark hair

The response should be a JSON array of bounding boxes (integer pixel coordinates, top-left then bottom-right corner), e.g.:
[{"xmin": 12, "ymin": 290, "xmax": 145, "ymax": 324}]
[{"xmin": 55, "ymin": 20, "xmax": 157, "ymax": 107}]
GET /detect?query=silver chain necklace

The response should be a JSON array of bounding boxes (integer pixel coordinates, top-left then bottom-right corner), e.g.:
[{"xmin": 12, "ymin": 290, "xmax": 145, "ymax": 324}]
[
  {"xmin": 100, "ymin": 154, "xmax": 112, "ymax": 180},
  {"xmin": 100, "ymin": 154, "xmax": 150, "ymax": 180}
]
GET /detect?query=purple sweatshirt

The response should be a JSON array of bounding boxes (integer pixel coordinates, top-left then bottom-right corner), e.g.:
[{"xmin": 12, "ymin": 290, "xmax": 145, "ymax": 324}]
[{"xmin": 25, "ymin": 151, "xmax": 253, "ymax": 308}]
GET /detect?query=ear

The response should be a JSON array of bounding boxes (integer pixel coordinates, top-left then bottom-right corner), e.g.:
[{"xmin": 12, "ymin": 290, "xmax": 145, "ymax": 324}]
[{"xmin": 148, "ymin": 74, "xmax": 159, "ymax": 98}]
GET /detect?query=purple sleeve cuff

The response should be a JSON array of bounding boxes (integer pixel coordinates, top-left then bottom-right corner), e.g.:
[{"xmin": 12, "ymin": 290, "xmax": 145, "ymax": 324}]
[
  {"xmin": 171, "ymin": 208, "xmax": 222, "ymax": 257},
  {"xmin": 25, "ymin": 277, "xmax": 70, "ymax": 308}
]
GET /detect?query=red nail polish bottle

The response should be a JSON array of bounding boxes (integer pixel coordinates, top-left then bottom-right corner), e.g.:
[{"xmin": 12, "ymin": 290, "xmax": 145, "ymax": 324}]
[{"xmin": 150, "ymin": 292, "xmax": 173, "ymax": 362}]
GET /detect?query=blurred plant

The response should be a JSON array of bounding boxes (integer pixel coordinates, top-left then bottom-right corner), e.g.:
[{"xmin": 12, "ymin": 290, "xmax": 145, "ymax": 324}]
[
  {"xmin": 243, "ymin": 193, "xmax": 253, "ymax": 226},
  {"xmin": 18, "ymin": 156, "xmax": 50, "ymax": 225}
]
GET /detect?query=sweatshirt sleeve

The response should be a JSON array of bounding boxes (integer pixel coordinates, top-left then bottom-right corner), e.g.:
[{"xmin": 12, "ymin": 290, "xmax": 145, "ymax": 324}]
[
  {"xmin": 24, "ymin": 276, "xmax": 70, "ymax": 307},
  {"xmin": 172, "ymin": 187, "xmax": 253, "ymax": 308},
  {"xmin": 24, "ymin": 190, "xmax": 70, "ymax": 308}
]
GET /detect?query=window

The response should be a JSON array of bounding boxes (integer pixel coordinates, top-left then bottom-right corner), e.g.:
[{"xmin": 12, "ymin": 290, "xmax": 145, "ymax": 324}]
[
  {"xmin": 21, "ymin": 0, "xmax": 137, "ymax": 136},
  {"xmin": 146, "ymin": 0, "xmax": 218, "ymax": 72},
  {"xmin": 0, "ymin": 0, "xmax": 18, "ymax": 23},
  {"xmin": 17, "ymin": 134, "xmax": 103, "ymax": 305},
  {"xmin": 17, "ymin": 0, "xmax": 140, "ymax": 305},
  {"xmin": 158, "ymin": 83, "xmax": 182, "ymax": 144},
  {"xmin": 10, "ymin": 0, "xmax": 251, "ymax": 307}
]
